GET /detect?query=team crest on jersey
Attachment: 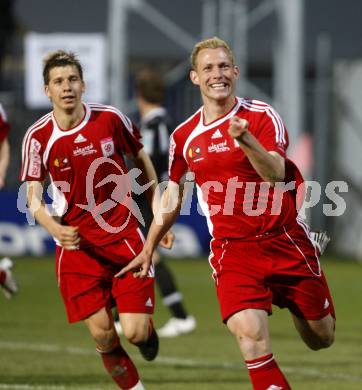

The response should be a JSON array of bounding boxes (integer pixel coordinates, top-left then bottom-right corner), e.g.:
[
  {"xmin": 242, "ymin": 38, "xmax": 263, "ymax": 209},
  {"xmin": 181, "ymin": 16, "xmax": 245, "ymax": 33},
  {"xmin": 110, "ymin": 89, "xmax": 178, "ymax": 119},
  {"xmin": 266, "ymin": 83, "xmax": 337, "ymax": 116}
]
[
  {"xmin": 100, "ymin": 137, "xmax": 115, "ymax": 157},
  {"xmin": 188, "ymin": 146, "xmax": 203, "ymax": 162}
]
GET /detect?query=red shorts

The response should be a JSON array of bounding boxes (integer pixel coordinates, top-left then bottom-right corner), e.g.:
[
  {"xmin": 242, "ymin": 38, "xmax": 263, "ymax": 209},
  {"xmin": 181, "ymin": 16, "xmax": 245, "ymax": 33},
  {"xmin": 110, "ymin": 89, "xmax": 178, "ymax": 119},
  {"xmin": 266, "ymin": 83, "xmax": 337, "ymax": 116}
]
[
  {"xmin": 55, "ymin": 227, "xmax": 154, "ymax": 323},
  {"xmin": 209, "ymin": 222, "xmax": 335, "ymax": 323}
]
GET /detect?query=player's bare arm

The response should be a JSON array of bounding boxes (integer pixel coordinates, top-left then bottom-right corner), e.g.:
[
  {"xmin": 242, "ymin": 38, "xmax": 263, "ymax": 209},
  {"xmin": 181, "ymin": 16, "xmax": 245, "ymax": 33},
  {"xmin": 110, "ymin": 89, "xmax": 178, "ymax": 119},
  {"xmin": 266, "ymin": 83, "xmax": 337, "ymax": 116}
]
[
  {"xmin": 115, "ymin": 181, "xmax": 182, "ymax": 278},
  {"xmin": 228, "ymin": 116, "xmax": 285, "ymax": 184},
  {"xmin": 0, "ymin": 138, "xmax": 9, "ymax": 189},
  {"xmin": 27, "ymin": 181, "xmax": 80, "ymax": 250}
]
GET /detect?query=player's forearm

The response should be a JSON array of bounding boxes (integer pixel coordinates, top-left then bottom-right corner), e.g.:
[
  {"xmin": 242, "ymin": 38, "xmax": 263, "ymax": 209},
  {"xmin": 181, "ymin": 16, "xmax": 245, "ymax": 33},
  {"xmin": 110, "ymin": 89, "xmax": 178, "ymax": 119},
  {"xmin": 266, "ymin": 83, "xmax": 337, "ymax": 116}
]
[
  {"xmin": 27, "ymin": 182, "xmax": 60, "ymax": 236},
  {"xmin": 0, "ymin": 139, "xmax": 10, "ymax": 178},
  {"xmin": 32, "ymin": 203, "xmax": 61, "ymax": 236},
  {"xmin": 145, "ymin": 184, "xmax": 182, "ymax": 252},
  {"xmin": 236, "ymin": 132, "xmax": 285, "ymax": 183},
  {"xmin": 145, "ymin": 207, "xmax": 180, "ymax": 253}
]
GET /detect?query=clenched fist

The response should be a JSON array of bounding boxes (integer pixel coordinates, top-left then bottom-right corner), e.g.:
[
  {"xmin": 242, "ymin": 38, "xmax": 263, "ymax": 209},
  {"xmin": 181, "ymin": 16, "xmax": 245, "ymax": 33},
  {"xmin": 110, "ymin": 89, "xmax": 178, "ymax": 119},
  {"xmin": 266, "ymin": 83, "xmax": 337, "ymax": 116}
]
[{"xmin": 228, "ymin": 116, "xmax": 249, "ymax": 142}]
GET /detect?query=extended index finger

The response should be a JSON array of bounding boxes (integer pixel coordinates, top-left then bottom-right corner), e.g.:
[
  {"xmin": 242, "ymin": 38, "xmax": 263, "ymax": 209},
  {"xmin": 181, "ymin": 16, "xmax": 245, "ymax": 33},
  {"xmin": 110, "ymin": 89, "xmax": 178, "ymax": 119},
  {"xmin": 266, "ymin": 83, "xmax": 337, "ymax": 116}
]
[{"xmin": 114, "ymin": 259, "xmax": 140, "ymax": 278}]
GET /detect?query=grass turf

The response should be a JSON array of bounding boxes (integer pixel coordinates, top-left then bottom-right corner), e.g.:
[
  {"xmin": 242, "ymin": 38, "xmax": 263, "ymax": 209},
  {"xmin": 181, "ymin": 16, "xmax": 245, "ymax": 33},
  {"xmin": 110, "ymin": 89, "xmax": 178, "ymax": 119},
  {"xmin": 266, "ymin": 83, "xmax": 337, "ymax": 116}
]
[{"xmin": 0, "ymin": 255, "xmax": 361, "ymax": 389}]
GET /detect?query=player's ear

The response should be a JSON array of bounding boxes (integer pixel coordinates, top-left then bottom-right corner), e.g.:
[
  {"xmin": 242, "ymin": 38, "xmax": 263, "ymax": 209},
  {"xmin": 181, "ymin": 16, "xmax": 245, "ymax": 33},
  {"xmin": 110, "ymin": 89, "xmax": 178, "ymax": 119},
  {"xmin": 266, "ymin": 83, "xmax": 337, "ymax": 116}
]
[
  {"xmin": 81, "ymin": 80, "xmax": 86, "ymax": 93},
  {"xmin": 233, "ymin": 65, "xmax": 240, "ymax": 79},
  {"xmin": 44, "ymin": 84, "xmax": 51, "ymax": 100},
  {"xmin": 190, "ymin": 69, "xmax": 200, "ymax": 86}
]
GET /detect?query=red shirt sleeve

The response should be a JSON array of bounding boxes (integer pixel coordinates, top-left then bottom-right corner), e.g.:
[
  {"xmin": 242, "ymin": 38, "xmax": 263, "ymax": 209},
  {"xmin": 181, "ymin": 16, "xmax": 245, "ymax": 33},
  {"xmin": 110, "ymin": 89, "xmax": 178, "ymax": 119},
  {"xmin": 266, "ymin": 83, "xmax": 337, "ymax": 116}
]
[
  {"xmin": 118, "ymin": 115, "xmax": 143, "ymax": 157},
  {"xmin": 20, "ymin": 134, "xmax": 46, "ymax": 181},
  {"xmin": 255, "ymin": 106, "xmax": 289, "ymax": 157},
  {"xmin": 168, "ymin": 133, "xmax": 188, "ymax": 183}
]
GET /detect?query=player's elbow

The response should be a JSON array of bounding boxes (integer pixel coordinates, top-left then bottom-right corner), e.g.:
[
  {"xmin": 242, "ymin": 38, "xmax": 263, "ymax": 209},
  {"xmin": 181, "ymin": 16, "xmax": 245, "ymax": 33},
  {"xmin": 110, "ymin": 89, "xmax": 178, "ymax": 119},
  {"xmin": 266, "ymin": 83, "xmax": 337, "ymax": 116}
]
[
  {"xmin": 265, "ymin": 152, "xmax": 285, "ymax": 184},
  {"xmin": 263, "ymin": 169, "xmax": 285, "ymax": 186}
]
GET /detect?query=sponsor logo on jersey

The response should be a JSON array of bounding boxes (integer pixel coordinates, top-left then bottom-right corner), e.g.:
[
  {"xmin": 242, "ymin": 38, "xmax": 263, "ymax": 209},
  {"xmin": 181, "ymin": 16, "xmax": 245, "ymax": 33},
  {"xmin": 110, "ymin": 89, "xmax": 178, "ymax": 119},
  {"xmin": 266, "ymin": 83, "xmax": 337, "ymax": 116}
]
[
  {"xmin": 188, "ymin": 146, "xmax": 204, "ymax": 162},
  {"xmin": 211, "ymin": 129, "xmax": 223, "ymax": 139},
  {"xmin": 28, "ymin": 139, "xmax": 42, "ymax": 178},
  {"xmin": 74, "ymin": 133, "xmax": 87, "ymax": 143},
  {"xmin": 30, "ymin": 138, "xmax": 41, "ymax": 153},
  {"xmin": 324, "ymin": 298, "xmax": 330, "ymax": 309},
  {"xmin": 100, "ymin": 137, "xmax": 115, "ymax": 157},
  {"xmin": 208, "ymin": 140, "xmax": 230, "ymax": 153},
  {"xmin": 28, "ymin": 154, "xmax": 41, "ymax": 178},
  {"xmin": 266, "ymin": 386, "xmax": 283, "ymax": 390},
  {"xmin": 73, "ymin": 143, "xmax": 97, "ymax": 157}
]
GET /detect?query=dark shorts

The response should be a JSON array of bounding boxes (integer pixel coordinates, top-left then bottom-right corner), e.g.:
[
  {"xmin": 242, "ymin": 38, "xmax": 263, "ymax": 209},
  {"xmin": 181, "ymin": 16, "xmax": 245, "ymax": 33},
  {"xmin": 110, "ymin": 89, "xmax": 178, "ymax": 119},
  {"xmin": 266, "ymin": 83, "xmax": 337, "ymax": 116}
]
[
  {"xmin": 209, "ymin": 222, "xmax": 336, "ymax": 323},
  {"xmin": 55, "ymin": 227, "xmax": 155, "ymax": 323}
]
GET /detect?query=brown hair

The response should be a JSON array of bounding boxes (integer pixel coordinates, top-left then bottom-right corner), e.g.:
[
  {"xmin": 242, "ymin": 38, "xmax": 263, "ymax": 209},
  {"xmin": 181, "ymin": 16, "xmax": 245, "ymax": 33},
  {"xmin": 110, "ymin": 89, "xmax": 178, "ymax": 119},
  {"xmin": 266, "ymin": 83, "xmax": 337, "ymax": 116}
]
[
  {"xmin": 190, "ymin": 36, "xmax": 235, "ymax": 70},
  {"xmin": 135, "ymin": 68, "xmax": 165, "ymax": 104},
  {"xmin": 42, "ymin": 50, "xmax": 83, "ymax": 85}
]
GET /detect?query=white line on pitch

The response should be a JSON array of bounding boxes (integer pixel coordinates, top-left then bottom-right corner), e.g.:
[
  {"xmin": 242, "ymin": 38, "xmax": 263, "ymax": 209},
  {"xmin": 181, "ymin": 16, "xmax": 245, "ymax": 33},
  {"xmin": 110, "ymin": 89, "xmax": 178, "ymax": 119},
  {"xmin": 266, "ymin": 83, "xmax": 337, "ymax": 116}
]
[{"xmin": 1, "ymin": 341, "xmax": 361, "ymax": 383}]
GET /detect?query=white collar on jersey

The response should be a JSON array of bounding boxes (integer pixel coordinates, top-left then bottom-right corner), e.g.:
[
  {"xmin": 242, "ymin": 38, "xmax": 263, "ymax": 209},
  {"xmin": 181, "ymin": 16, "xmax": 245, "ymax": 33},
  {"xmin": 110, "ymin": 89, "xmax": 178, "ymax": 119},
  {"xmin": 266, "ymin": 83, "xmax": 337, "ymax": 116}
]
[
  {"xmin": 181, "ymin": 97, "xmax": 243, "ymax": 160},
  {"xmin": 52, "ymin": 102, "xmax": 91, "ymax": 134}
]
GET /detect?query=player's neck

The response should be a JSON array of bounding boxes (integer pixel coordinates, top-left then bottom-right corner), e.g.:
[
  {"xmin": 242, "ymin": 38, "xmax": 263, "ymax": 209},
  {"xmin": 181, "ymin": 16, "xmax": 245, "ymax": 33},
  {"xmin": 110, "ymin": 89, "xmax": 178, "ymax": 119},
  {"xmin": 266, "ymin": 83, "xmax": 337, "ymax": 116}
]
[
  {"xmin": 53, "ymin": 104, "xmax": 85, "ymax": 130},
  {"xmin": 202, "ymin": 96, "xmax": 236, "ymax": 125}
]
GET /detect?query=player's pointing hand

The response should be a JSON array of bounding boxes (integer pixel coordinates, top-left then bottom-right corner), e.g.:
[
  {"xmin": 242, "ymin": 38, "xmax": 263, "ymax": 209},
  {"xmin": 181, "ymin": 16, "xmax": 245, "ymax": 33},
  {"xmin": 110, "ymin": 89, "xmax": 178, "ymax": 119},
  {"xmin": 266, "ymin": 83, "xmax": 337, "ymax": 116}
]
[
  {"xmin": 115, "ymin": 248, "xmax": 152, "ymax": 279},
  {"xmin": 228, "ymin": 116, "xmax": 249, "ymax": 142}
]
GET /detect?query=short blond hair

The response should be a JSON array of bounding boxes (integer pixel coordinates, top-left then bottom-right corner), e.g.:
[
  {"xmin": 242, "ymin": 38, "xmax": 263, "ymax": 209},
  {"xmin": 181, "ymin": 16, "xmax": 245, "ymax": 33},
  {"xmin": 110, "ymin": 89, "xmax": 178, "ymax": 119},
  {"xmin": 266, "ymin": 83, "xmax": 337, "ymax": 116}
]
[{"xmin": 190, "ymin": 36, "xmax": 235, "ymax": 70}]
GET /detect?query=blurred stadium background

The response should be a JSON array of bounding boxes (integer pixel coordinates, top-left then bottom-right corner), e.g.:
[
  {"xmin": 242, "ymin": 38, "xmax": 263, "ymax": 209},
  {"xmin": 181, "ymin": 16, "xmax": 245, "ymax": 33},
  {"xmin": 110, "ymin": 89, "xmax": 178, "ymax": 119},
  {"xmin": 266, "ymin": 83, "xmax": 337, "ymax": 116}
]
[{"xmin": 0, "ymin": 0, "xmax": 362, "ymax": 388}]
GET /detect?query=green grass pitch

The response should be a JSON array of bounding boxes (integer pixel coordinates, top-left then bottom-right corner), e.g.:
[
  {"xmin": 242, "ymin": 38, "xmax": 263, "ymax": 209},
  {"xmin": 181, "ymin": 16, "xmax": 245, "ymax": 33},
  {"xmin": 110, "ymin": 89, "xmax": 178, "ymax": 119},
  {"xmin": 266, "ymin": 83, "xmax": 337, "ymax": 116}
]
[{"xmin": 1, "ymin": 255, "xmax": 362, "ymax": 389}]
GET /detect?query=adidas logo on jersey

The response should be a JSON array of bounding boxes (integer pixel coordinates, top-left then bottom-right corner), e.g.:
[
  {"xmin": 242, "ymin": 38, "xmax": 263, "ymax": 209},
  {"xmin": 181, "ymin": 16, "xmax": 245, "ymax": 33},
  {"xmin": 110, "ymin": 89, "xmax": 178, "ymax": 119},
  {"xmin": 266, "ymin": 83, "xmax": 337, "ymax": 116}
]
[
  {"xmin": 145, "ymin": 297, "xmax": 153, "ymax": 307},
  {"xmin": 74, "ymin": 133, "xmax": 87, "ymax": 143},
  {"xmin": 211, "ymin": 129, "xmax": 223, "ymax": 139}
]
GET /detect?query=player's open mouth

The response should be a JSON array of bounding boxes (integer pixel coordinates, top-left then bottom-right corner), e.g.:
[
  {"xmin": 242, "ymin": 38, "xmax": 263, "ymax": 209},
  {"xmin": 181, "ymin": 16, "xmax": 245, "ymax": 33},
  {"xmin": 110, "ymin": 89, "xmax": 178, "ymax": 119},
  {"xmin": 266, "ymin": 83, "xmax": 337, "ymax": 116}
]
[{"xmin": 209, "ymin": 83, "xmax": 228, "ymax": 90}]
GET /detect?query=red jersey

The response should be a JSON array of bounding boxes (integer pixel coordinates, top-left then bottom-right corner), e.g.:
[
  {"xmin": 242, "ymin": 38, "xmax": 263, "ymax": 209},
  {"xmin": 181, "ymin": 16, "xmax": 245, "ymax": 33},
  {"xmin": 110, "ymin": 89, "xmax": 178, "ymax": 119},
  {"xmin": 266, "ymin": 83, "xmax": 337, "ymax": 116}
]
[
  {"xmin": 169, "ymin": 97, "xmax": 298, "ymax": 240},
  {"xmin": 21, "ymin": 103, "xmax": 143, "ymax": 248},
  {"xmin": 0, "ymin": 103, "xmax": 10, "ymax": 143}
]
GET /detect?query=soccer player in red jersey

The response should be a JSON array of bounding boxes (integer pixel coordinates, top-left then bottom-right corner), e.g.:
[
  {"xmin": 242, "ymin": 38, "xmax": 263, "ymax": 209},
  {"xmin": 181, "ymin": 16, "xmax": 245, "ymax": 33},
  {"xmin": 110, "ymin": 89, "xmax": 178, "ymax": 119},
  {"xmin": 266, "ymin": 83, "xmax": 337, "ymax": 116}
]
[
  {"xmin": 119, "ymin": 37, "xmax": 336, "ymax": 389},
  {"xmin": 20, "ymin": 51, "xmax": 172, "ymax": 390},
  {"xmin": 0, "ymin": 103, "xmax": 18, "ymax": 298}
]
